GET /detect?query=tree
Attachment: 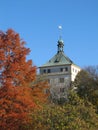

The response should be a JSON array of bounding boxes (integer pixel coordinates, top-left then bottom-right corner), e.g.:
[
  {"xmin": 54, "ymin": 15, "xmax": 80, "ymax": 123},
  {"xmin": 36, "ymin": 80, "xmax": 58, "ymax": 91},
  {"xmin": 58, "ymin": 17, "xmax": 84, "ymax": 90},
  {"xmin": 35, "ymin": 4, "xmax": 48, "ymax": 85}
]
[
  {"xmin": 0, "ymin": 29, "xmax": 48, "ymax": 130},
  {"xmin": 30, "ymin": 92, "xmax": 98, "ymax": 130},
  {"xmin": 31, "ymin": 74, "xmax": 49, "ymax": 106},
  {"xmin": 85, "ymin": 66, "xmax": 98, "ymax": 109},
  {"xmin": 85, "ymin": 66, "xmax": 98, "ymax": 81},
  {"xmin": 73, "ymin": 66, "xmax": 98, "ymax": 112}
]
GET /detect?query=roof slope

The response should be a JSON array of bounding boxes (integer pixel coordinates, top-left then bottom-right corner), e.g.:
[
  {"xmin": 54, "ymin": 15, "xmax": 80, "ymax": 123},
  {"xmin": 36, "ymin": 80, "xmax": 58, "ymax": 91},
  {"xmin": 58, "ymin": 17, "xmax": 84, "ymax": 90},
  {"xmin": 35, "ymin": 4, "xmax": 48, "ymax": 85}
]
[{"xmin": 40, "ymin": 52, "xmax": 73, "ymax": 67}]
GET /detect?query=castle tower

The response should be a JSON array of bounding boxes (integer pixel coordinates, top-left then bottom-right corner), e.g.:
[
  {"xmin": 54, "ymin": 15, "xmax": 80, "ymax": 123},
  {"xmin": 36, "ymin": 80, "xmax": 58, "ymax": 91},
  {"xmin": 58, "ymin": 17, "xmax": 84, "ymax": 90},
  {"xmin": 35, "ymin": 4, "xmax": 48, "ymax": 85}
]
[{"xmin": 39, "ymin": 29, "xmax": 81, "ymax": 100}]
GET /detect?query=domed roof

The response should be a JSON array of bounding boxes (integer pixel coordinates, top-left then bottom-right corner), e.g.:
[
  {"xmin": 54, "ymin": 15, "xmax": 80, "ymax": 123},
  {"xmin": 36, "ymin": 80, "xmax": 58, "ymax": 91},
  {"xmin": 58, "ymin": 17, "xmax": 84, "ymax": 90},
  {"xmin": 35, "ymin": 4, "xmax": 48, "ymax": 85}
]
[{"xmin": 58, "ymin": 39, "xmax": 64, "ymax": 44}]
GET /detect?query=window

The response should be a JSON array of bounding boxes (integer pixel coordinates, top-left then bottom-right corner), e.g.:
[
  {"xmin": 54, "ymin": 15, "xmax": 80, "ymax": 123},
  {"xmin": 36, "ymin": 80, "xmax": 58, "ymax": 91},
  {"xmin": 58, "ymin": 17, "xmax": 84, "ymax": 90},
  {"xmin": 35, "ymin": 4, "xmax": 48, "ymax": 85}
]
[
  {"xmin": 73, "ymin": 68, "xmax": 74, "ymax": 72},
  {"xmin": 59, "ymin": 78, "xmax": 64, "ymax": 83},
  {"xmin": 60, "ymin": 67, "xmax": 68, "ymax": 72},
  {"xmin": 65, "ymin": 67, "xmax": 68, "ymax": 71},
  {"xmin": 43, "ymin": 69, "xmax": 46, "ymax": 73},
  {"xmin": 47, "ymin": 69, "xmax": 51, "ymax": 73},
  {"xmin": 60, "ymin": 68, "xmax": 63, "ymax": 72},
  {"xmin": 60, "ymin": 88, "xmax": 65, "ymax": 92}
]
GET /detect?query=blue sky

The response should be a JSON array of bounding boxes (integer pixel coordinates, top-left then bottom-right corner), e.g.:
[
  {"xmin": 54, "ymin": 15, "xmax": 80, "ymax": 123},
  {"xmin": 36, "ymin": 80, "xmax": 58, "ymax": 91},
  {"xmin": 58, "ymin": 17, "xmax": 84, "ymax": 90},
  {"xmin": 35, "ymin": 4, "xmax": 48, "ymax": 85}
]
[{"xmin": 0, "ymin": 0, "xmax": 98, "ymax": 68}]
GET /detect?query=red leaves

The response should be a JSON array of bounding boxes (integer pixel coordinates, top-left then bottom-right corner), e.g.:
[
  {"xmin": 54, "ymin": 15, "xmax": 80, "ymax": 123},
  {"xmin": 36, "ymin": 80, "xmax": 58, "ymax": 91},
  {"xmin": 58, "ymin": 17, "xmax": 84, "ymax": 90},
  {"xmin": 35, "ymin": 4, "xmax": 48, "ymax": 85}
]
[
  {"xmin": 0, "ymin": 29, "xmax": 36, "ymax": 129},
  {"xmin": 0, "ymin": 29, "xmax": 48, "ymax": 129}
]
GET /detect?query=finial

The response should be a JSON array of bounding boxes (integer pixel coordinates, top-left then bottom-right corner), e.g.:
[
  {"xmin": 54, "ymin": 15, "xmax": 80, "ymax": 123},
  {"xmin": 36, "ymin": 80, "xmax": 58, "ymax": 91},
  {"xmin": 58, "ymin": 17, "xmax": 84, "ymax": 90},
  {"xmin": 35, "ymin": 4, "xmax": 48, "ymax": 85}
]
[
  {"xmin": 57, "ymin": 25, "xmax": 64, "ymax": 53},
  {"xmin": 58, "ymin": 25, "xmax": 62, "ymax": 40}
]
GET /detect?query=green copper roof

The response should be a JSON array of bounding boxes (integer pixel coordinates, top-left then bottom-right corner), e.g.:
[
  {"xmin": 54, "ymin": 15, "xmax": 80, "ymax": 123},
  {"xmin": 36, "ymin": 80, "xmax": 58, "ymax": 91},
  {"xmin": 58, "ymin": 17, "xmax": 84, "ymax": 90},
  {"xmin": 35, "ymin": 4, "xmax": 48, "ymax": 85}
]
[{"xmin": 40, "ymin": 52, "xmax": 73, "ymax": 67}]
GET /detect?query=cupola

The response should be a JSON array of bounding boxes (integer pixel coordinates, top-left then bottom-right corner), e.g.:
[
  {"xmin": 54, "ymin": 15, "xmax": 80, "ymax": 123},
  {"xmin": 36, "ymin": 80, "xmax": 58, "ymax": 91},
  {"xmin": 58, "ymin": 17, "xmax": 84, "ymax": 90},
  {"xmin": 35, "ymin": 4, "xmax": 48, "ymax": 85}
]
[{"xmin": 57, "ymin": 38, "xmax": 64, "ymax": 53}]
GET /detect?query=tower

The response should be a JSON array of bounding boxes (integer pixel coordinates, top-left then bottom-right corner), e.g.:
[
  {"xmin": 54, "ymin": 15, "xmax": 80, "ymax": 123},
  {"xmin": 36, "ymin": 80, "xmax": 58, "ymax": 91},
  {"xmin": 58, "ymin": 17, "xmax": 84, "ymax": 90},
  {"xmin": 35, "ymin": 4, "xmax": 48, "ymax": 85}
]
[{"xmin": 39, "ymin": 29, "xmax": 81, "ymax": 100}]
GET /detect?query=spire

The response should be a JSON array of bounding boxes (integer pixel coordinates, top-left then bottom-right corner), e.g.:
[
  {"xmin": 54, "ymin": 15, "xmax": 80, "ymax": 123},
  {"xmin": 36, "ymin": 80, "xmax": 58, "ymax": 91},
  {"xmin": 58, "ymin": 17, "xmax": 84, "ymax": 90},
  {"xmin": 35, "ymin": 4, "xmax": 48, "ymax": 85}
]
[{"xmin": 57, "ymin": 25, "xmax": 64, "ymax": 53}]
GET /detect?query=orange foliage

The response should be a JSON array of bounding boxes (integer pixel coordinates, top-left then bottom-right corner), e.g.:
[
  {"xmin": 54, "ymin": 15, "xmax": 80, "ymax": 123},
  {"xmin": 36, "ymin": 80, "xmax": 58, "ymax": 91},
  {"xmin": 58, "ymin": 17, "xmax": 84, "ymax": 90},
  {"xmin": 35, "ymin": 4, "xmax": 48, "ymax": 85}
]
[
  {"xmin": 32, "ymin": 79, "xmax": 49, "ymax": 105},
  {"xmin": 0, "ymin": 86, "xmax": 35, "ymax": 130},
  {"xmin": 0, "ymin": 29, "xmax": 48, "ymax": 130}
]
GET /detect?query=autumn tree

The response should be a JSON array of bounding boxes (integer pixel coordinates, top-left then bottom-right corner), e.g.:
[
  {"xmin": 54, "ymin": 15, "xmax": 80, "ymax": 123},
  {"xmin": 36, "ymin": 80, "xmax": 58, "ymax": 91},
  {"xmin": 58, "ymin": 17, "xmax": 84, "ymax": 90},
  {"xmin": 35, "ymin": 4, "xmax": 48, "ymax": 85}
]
[
  {"xmin": 31, "ymin": 74, "xmax": 49, "ymax": 106},
  {"xmin": 0, "ymin": 29, "xmax": 48, "ymax": 130}
]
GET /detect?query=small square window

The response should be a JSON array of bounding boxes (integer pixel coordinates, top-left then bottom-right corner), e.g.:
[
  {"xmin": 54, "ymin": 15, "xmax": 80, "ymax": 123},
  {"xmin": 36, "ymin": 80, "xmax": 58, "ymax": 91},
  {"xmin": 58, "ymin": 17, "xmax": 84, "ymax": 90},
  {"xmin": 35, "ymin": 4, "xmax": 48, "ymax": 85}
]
[
  {"xmin": 59, "ymin": 78, "xmax": 64, "ymax": 83},
  {"xmin": 65, "ymin": 67, "xmax": 68, "ymax": 71},
  {"xmin": 60, "ymin": 88, "xmax": 65, "ymax": 92},
  {"xmin": 73, "ymin": 68, "xmax": 74, "ymax": 72},
  {"xmin": 75, "ymin": 70, "xmax": 77, "ymax": 73},
  {"xmin": 48, "ymin": 69, "xmax": 51, "ymax": 73},
  {"xmin": 60, "ymin": 68, "xmax": 63, "ymax": 72},
  {"xmin": 43, "ymin": 69, "xmax": 46, "ymax": 73}
]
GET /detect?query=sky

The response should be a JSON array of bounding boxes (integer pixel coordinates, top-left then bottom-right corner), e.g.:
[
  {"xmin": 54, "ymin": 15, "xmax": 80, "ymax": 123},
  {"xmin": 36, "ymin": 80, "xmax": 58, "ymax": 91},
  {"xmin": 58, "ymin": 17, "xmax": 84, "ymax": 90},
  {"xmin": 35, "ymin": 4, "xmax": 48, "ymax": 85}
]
[{"xmin": 0, "ymin": 0, "xmax": 98, "ymax": 68}]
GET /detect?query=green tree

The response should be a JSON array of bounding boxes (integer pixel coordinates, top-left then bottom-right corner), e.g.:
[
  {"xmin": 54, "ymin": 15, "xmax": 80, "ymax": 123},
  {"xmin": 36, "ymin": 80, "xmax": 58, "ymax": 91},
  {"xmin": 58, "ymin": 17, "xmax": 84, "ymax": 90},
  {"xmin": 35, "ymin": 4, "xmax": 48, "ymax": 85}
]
[
  {"xmin": 30, "ymin": 92, "xmax": 98, "ymax": 130},
  {"xmin": 73, "ymin": 66, "xmax": 98, "ymax": 112}
]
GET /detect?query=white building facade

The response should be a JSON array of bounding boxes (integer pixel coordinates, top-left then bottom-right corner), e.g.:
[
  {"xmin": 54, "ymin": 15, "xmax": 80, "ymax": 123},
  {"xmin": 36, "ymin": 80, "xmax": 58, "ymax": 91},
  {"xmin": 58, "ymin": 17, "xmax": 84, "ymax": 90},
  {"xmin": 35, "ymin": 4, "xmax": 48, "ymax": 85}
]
[{"xmin": 39, "ymin": 38, "xmax": 81, "ymax": 100}]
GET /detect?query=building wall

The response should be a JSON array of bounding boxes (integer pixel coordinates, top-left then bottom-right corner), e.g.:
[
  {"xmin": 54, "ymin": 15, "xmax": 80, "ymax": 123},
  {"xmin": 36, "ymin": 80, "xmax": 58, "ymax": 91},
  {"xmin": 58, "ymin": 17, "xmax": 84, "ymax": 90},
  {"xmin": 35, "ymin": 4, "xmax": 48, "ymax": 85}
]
[
  {"xmin": 71, "ymin": 64, "xmax": 81, "ymax": 81},
  {"xmin": 40, "ymin": 65, "xmax": 71, "ymax": 74},
  {"xmin": 47, "ymin": 74, "xmax": 71, "ymax": 99},
  {"xmin": 40, "ymin": 65, "xmax": 71, "ymax": 99},
  {"xmin": 39, "ymin": 64, "xmax": 81, "ymax": 99}
]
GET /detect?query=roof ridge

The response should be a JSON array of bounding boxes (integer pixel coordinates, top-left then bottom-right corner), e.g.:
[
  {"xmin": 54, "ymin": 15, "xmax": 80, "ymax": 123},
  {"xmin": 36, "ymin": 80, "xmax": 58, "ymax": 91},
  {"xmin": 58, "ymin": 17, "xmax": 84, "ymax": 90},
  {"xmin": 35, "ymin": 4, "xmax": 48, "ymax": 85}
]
[{"xmin": 62, "ymin": 53, "xmax": 73, "ymax": 63}]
